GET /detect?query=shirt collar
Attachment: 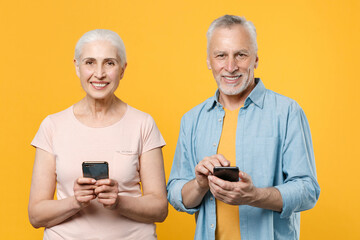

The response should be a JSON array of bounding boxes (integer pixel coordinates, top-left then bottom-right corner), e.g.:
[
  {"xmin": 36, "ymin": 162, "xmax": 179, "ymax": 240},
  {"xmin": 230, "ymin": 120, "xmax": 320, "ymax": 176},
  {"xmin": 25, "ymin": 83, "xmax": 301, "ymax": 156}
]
[{"xmin": 206, "ymin": 78, "xmax": 266, "ymax": 111}]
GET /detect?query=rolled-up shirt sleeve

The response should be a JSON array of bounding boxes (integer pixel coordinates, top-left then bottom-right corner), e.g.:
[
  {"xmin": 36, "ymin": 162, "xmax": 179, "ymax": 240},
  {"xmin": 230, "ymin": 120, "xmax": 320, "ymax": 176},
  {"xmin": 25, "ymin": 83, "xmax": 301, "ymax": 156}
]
[
  {"xmin": 275, "ymin": 103, "xmax": 320, "ymax": 218},
  {"xmin": 167, "ymin": 115, "xmax": 200, "ymax": 214}
]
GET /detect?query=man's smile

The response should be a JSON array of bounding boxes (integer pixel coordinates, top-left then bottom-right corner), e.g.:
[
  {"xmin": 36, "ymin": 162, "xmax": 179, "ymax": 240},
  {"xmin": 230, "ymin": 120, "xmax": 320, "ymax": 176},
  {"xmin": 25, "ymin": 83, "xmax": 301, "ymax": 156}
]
[{"xmin": 222, "ymin": 74, "xmax": 242, "ymax": 82}]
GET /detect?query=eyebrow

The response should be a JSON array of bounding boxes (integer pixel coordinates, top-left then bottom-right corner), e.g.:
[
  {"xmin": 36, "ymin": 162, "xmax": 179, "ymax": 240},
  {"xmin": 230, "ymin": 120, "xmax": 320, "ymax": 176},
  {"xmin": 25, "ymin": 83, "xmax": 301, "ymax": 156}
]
[
  {"xmin": 213, "ymin": 49, "xmax": 251, "ymax": 55},
  {"xmin": 81, "ymin": 57, "xmax": 119, "ymax": 62}
]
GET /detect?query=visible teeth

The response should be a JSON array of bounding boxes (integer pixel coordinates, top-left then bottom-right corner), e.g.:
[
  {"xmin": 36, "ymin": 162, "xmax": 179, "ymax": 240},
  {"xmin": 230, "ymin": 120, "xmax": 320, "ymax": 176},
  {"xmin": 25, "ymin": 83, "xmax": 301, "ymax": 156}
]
[
  {"xmin": 224, "ymin": 75, "xmax": 241, "ymax": 80},
  {"xmin": 92, "ymin": 83, "xmax": 107, "ymax": 87}
]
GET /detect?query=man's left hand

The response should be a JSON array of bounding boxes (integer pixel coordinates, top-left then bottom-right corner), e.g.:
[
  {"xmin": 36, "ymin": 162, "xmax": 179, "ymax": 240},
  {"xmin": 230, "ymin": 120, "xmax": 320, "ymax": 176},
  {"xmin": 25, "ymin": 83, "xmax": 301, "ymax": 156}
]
[{"xmin": 208, "ymin": 171, "xmax": 259, "ymax": 205}]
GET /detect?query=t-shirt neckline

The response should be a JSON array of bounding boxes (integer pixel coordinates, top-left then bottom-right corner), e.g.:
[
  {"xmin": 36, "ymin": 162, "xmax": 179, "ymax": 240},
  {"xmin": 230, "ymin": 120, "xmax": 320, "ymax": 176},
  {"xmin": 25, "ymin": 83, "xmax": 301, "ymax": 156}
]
[{"xmin": 70, "ymin": 104, "xmax": 129, "ymax": 129}]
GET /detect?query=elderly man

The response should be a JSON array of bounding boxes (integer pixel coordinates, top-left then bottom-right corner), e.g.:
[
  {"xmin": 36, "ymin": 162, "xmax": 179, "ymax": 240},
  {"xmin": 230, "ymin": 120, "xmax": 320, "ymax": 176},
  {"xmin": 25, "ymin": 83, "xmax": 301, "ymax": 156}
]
[{"xmin": 167, "ymin": 15, "xmax": 320, "ymax": 240}]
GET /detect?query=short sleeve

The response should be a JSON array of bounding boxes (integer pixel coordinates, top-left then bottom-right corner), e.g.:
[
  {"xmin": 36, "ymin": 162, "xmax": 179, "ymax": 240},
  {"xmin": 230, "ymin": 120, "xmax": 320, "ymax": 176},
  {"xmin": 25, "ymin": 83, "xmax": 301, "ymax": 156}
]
[
  {"xmin": 31, "ymin": 116, "xmax": 55, "ymax": 155},
  {"xmin": 141, "ymin": 115, "xmax": 166, "ymax": 154}
]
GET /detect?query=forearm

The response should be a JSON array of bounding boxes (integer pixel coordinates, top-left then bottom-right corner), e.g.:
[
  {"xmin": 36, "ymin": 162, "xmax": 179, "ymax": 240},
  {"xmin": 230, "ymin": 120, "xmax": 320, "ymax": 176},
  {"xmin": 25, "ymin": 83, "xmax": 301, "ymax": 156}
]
[
  {"xmin": 116, "ymin": 194, "xmax": 168, "ymax": 223},
  {"xmin": 250, "ymin": 187, "xmax": 283, "ymax": 212},
  {"xmin": 28, "ymin": 196, "xmax": 81, "ymax": 228},
  {"xmin": 181, "ymin": 179, "xmax": 209, "ymax": 209}
]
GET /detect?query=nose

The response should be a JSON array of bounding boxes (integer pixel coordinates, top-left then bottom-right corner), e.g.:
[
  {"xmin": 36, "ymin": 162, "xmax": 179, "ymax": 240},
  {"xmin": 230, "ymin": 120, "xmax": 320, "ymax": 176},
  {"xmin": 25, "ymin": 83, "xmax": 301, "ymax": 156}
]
[
  {"xmin": 94, "ymin": 64, "xmax": 105, "ymax": 79},
  {"xmin": 225, "ymin": 56, "xmax": 238, "ymax": 73}
]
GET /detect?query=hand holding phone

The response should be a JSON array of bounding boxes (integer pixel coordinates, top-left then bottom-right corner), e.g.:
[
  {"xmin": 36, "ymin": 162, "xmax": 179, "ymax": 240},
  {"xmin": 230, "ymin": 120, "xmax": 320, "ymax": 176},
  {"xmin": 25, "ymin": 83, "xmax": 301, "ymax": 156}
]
[
  {"xmin": 82, "ymin": 161, "xmax": 109, "ymax": 180},
  {"xmin": 213, "ymin": 166, "xmax": 239, "ymax": 182}
]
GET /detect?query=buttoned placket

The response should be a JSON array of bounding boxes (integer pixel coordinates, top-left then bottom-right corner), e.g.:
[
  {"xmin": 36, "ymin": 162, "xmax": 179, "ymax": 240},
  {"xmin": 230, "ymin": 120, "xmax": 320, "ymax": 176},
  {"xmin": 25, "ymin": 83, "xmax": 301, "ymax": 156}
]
[{"xmin": 208, "ymin": 103, "xmax": 226, "ymax": 239}]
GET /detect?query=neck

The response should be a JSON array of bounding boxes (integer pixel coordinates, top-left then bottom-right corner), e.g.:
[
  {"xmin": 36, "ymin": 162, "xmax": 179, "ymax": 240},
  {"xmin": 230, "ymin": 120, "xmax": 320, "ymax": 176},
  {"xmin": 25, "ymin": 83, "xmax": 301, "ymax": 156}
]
[
  {"xmin": 219, "ymin": 94, "xmax": 244, "ymax": 110},
  {"xmin": 219, "ymin": 80, "xmax": 256, "ymax": 110},
  {"xmin": 79, "ymin": 94, "xmax": 121, "ymax": 118}
]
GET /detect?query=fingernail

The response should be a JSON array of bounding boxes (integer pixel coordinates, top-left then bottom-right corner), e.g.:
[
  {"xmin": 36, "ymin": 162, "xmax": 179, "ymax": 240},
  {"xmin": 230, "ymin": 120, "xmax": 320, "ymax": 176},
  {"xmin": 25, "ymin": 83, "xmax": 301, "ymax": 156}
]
[{"xmin": 92, "ymin": 179, "xmax": 96, "ymax": 183}]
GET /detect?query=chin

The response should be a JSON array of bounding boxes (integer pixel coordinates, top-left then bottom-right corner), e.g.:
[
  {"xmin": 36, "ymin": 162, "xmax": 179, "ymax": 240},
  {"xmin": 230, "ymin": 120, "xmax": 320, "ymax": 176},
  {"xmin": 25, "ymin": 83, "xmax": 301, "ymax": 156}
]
[
  {"xmin": 219, "ymin": 87, "xmax": 244, "ymax": 96},
  {"xmin": 218, "ymin": 77, "xmax": 254, "ymax": 96},
  {"xmin": 87, "ymin": 92, "xmax": 113, "ymax": 100}
]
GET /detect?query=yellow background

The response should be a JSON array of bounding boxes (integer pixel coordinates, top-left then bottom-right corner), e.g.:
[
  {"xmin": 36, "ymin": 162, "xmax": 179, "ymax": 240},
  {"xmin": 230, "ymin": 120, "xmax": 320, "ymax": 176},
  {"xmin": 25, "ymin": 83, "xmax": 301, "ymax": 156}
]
[{"xmin": 1, "ymin": 0, "xmax": 359, "ymax": 239}]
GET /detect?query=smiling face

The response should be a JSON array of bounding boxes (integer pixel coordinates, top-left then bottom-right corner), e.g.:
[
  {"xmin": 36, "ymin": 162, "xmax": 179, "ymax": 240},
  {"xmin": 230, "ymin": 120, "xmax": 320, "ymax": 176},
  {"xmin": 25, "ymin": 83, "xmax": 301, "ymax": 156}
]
[
  {"xmin": 207, "ymin": 24, "xmax": 258, "ymax": 97},
  {"xmin": 74, "ymin": 40, "xmax": 126, "ymax": 100}
]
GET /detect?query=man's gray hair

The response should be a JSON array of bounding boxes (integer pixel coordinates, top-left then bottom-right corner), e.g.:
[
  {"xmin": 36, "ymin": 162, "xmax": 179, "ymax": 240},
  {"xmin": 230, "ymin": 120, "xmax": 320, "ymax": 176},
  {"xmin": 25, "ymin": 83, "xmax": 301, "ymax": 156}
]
[
  {"xmin": 74, "ymin": 29, "xmax": 127, "ymax": 67},
  {"xmin": 206, "ymin": 15, "xmax": 257, "ymax": 53}
]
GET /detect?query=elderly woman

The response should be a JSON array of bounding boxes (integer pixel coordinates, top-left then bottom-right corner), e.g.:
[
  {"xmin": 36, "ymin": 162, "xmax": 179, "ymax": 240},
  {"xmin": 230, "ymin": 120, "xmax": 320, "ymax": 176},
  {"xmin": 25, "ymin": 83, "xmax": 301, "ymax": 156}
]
[{"xmin": 28, "ymin": 29, "xmax": 168, "ymax": 239}]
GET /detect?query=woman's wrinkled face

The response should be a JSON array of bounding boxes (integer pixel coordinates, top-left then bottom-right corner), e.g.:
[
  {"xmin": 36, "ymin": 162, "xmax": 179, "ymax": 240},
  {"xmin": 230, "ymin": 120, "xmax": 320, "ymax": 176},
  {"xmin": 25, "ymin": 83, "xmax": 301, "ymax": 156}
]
[{"xmin": 75, "ymin": 40, "xmax": 126, "ymax": 100}]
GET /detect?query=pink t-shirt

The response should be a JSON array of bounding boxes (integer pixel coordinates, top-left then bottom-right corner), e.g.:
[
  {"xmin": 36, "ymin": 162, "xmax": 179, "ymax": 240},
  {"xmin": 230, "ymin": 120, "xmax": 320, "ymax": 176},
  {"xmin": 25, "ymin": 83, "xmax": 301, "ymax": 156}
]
[{"xmin": 31, "ymin": 105, "xmax": 165, "ymax": 240}]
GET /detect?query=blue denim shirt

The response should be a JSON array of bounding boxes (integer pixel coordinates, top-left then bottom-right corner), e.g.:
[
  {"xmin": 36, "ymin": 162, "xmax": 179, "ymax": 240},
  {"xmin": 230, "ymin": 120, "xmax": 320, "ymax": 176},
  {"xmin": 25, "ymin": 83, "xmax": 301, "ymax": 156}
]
[{"xmin": 167, "ymin": 78, "xmax": 320, "ymax": 240}]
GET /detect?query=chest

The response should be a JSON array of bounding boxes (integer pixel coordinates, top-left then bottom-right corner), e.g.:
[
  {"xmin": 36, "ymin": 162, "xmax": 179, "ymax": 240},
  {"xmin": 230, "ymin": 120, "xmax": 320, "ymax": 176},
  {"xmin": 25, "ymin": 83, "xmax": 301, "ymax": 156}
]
[{"xmin": 52, "ymin": 124, "xmax": 142, "ymax": 196}]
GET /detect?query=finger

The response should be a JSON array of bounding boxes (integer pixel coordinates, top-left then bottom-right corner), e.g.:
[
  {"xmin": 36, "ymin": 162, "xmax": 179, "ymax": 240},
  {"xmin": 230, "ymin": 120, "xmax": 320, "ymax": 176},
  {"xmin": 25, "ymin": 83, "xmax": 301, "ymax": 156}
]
[
  {"xmin": 214, "ymin": 154, "xmax": 231, "ymax": 167},
  {"xmin": 208, "ymin": 181, "xmax": 228, "ymax": 200},
  {"xmin": 74, "ymin": 183, "xmax": 97, "ymax": 191},
  {"xmin": 97, "ymin": 192, "xmax": 118, "ymax": 199},
  {"xmin": 77, "ymin": 177, "xmax": 96, "ymax": 185},
  {"xmin": 96, "ymin": 178, "xmax": 116, "ymax": 186},
  {"xmin": 95, "ymin": 179, "xmax": 110, "ymax": 186},
  {"xmin": 94, "ymin": 185, "xmax": 107, "ymax": 195},
  {"xmin": 208, "ymin": 175, "xmax": 233, "ymax": 191},
  {"xmin": 95, "ymin": 185, "xmax": 119, "ymax": 195},
  {"xmin": 75, "ymin": 189, "xmax": 96, "ymax": 196},
  {"xmin": 195, "ymin": 163, "xmax": 212, "ymax": 176},
  {"xmin": 76, "ymin": 194, "xmax": 96, "ymax": 203},
  {"xmin": 97, "ymin": 198, "xmax": 119, "ymax": 208},
  {"xmin": 97, "ymin": 197, "xmax": 114, "ymax": 203},
  {"xmin": 207, "ymin": 158, "xmax": 225, "ymax": 173},
  {"xmin": 239, "ymin": 171, "xmax": 251, "ymax": 182}
]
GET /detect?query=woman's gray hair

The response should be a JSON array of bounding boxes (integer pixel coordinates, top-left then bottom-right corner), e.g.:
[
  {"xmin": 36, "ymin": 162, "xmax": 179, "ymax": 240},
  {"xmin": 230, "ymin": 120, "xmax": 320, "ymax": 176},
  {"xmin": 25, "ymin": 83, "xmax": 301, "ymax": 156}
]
[
  {"xmin": 206, "ymin": 15, "xmax": 257, "ymax": 53},
  {"xmin": 74, "ymin": 29, "xmax": 127, "ymax": 67}
]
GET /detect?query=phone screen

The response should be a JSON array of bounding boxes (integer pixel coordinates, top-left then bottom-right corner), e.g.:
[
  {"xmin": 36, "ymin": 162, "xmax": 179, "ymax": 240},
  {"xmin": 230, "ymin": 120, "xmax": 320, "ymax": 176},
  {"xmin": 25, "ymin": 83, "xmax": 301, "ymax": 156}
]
[
  {"xmin": 82, "ymin": 161, "xmax": 109, "ymax": 180},
  {"xmin": 213, "ymin": 166, "xmax": 239, "ymax": 182}
]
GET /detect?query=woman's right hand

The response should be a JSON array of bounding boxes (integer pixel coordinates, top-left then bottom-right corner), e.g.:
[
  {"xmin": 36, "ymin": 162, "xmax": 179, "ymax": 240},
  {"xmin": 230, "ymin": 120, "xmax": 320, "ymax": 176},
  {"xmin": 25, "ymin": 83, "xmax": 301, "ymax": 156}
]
[{"xmin": 73, "ymin": 178, "xmax": 97, "ymax": 208}]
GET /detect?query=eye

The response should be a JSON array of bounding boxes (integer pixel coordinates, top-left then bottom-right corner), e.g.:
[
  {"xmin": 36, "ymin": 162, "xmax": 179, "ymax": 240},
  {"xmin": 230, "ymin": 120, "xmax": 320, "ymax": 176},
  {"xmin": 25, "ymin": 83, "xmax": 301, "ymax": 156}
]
[
  {"xmin": 106, "ymin": 61, "xmax": 115, "ymax": 66},
  {"xmin": 216, "ymin": 54, "xmax": 225, "ymax": 59},
  {"xmin": 85, "ymin": 60, "xmax": 94, "ymax": 65}
]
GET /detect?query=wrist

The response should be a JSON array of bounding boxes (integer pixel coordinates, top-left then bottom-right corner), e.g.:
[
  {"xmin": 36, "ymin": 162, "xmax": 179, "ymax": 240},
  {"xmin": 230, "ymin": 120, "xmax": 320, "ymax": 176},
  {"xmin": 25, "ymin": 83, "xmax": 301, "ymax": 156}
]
[
  {"xmin": 194, "ymin": 179, "xmax": 209, "ymax": 194},
  {"xmin": 247, "ymin": 187, "xmax": 264, "ymax": 206},
  {"xmin": 111, "ymin": 196, "xmax": 121, "ymax": 210},
  {"xmin": 71, "ymin": 196, "xmax": 83, "ymax": 211}
]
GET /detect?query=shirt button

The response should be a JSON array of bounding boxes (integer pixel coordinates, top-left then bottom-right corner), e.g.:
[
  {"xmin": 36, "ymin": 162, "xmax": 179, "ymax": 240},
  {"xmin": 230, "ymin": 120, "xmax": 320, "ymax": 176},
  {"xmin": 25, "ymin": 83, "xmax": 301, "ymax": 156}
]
[
  {"xmin": 213, "ymin": 143, "xmax": 217, "ymax": 147},
  {"xmin": 218, "ymin": 118, "xmax": 222, "ymax": 122},
  {"xmin": 210, "ymin": 197, "xmax": 213, "ymax": 201},
  {"xmin": 211, "ymin": 224, "xmax": 214, "ymax": 228}
]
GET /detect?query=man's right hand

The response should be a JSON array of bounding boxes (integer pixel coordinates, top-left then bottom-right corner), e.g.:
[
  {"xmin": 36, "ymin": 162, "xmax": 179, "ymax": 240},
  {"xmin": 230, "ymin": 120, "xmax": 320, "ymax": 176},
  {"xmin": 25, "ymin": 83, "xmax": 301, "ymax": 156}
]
[
  {"xmin": 182, "ymin": 154, "xmax": 230, "ymax": 208},
  {"xmin": 194, "ymin": 154, "xmax": 230, "ymax": 189}
]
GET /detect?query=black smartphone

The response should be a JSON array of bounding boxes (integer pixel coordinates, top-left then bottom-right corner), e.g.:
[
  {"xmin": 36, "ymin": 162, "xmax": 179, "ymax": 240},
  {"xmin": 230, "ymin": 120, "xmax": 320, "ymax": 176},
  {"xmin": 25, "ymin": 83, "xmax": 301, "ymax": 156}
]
[
  {"xmin": 82, "ymin": 161, "xmax": 109, "ymax": 180},
  {"xmin": 213, "ymin": 166, "xmax": 239, "ymax": 182}
]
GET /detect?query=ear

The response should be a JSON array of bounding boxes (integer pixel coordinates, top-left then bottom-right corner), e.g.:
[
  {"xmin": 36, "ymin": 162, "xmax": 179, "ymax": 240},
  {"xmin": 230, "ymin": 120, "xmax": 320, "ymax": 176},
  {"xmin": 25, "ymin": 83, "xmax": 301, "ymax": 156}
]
[
  {"xmin": 254, "ymin": 55, "xmax": 259, "ymax": 69},
  {"xmin": 119, "ymin": 63, "xmax": 127, "ymax": 80},
  {"xmin": 74, "ymin": 59, "xmax": 80, "ymax": 78},
  {"xmin": 206, "ymin": 56, "xmax": 211, "ymax": 70}
]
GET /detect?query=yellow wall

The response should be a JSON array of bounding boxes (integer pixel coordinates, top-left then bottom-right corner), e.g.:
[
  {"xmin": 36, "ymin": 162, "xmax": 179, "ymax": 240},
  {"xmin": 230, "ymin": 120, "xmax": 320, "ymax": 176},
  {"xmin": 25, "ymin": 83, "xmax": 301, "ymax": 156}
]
[{"xmin": 1, "ymin": 0, "xmax": 359, "ymax": 239}]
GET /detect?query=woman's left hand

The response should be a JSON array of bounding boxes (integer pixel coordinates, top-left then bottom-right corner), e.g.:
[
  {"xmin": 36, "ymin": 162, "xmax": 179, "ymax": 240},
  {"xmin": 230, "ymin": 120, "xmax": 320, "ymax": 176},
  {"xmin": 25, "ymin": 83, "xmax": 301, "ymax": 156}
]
[{"xmin": 94, "ymin": 179, "xmax": 119, "ymax": 209}]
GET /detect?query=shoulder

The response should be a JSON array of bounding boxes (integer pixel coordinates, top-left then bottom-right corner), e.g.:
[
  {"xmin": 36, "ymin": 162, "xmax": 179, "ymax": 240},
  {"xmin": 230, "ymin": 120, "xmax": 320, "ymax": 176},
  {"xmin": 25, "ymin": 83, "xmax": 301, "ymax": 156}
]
[
  {"xmin": 46, "ymin": 106, "xmax": 73, "ymax": 123},
  {"xmin": 125, "ymin": 105, "xmax": 157, "ymax": 126},
  {"xmin": 38, "ymin": 106, "xmax": 73, "ymax": 129},
  {"xmin": 181, "ymin": 96, "xmax": 214, "ymax": 123},
  {"xmin": 264, "ymin": 89, "xmax": 302, "ymax": 114}
]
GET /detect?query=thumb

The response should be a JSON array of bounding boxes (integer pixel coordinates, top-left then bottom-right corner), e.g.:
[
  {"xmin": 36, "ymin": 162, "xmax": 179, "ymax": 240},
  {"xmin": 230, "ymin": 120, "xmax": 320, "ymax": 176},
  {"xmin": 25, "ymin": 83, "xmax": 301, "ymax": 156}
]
[{"xmin": 239, "ymin": 171, "xmax": 251, "ymax": 182}]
